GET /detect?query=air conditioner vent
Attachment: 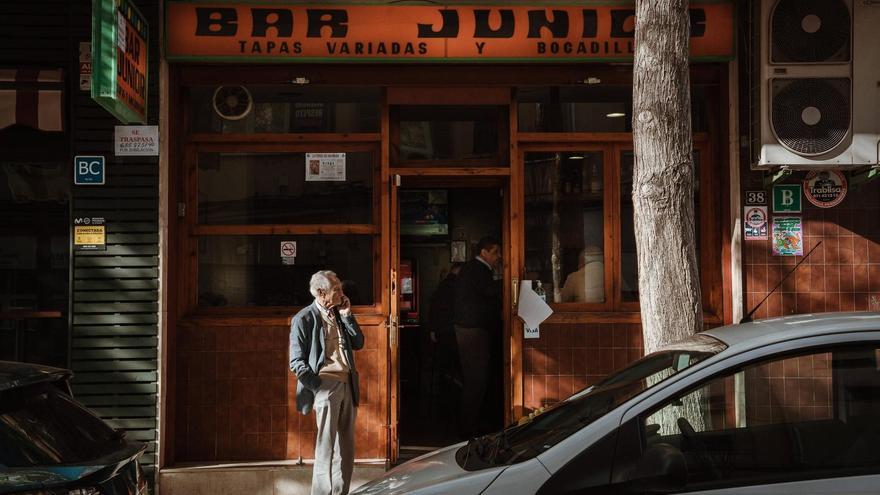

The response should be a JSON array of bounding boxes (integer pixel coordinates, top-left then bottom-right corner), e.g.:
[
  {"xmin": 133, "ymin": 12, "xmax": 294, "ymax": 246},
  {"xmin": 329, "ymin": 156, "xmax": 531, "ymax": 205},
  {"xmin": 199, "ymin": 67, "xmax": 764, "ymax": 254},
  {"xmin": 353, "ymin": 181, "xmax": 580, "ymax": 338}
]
[
  {"xmin": 771, "ymin": 78, "xmax": 850, "ymax": 155},
  {"xmin": 771, "ymin": 0, "xmax": 850, "ymax": 63}
]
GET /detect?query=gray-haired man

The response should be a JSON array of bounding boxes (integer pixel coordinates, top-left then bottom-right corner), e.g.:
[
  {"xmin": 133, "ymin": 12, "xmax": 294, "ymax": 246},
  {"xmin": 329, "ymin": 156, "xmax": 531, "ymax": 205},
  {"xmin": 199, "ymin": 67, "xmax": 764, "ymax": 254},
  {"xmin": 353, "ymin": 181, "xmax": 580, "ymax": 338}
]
[{"xmin": 290, "ymin": 270, "xmax": 365, "ymax": 495}]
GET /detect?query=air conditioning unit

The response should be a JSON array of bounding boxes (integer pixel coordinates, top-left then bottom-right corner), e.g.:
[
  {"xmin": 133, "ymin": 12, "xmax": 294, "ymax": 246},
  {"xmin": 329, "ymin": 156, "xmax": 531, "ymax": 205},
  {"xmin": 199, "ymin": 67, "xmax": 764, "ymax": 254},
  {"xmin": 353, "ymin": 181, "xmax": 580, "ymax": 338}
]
[{"xmin": 756, "ymin": 0, "xmax": 880, "ymax": 169}]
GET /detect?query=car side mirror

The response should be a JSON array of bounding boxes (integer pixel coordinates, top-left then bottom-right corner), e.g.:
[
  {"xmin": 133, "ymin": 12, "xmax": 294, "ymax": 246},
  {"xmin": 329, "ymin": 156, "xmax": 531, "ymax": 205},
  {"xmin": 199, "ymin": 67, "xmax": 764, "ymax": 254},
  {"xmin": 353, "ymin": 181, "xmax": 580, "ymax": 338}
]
[{"xmin": 624, "ymin": 443, "xmax": 687, "ymax": 494}]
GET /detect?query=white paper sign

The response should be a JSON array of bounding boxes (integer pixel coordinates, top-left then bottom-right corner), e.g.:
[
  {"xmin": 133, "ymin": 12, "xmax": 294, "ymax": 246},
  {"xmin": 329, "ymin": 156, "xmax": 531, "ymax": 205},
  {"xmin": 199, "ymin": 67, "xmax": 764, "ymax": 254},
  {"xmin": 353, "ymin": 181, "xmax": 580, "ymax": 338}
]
[
  {"xmin": 517, "ymin": 280, "xmax": 553, "ymax": 339},
  {"xmin": 305, "ymin": 153, "xmax": 346, "ymax": 181},
  {"xmin": 115, "ymin": 126, "xmax": 159, "ymax": 156}
]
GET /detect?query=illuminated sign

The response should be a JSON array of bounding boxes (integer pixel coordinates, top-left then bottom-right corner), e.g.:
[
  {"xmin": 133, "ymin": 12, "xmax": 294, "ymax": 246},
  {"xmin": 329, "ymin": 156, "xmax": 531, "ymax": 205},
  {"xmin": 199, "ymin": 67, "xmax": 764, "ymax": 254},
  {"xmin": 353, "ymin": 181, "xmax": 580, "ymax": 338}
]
[
  {"xmin": 92, "ymin": 0, "xmax": 148, "ymax": 123},
  {"xmin": 166, "ymin": 3, "xmax": 734, "ymax": 62}
]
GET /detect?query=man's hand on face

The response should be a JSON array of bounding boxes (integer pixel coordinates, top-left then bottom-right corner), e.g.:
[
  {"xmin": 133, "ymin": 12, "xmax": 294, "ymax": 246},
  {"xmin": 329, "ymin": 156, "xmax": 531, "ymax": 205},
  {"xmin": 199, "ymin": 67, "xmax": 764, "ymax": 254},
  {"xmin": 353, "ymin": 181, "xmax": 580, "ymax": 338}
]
[{"xmin": 337, "ymin": 294, "xmax": 352, "ymax": 316}]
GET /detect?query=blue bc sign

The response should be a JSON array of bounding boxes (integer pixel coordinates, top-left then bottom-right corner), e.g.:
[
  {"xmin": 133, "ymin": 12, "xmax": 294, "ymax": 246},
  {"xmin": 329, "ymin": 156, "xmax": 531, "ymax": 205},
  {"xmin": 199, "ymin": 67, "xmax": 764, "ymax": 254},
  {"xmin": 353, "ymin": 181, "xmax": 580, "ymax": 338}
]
[{"xmin": 74, "ymin": 155, "xmax": 105, "ymax": 185}]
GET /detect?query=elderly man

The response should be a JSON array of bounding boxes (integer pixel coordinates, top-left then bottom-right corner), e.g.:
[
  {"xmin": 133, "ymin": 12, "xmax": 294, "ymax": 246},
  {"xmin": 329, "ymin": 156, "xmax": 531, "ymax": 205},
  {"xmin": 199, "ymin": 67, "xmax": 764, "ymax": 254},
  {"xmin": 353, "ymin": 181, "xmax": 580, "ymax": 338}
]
[{"xmin": 290, "ymin": 270, "xmax": 365, "ymax": 495}]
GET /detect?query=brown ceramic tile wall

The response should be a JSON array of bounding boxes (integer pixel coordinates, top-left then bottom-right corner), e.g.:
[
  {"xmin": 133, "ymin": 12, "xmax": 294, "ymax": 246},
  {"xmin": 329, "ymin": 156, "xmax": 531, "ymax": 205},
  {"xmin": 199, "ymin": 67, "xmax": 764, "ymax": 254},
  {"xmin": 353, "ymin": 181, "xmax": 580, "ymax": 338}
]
[
  {"xmin": 523, "ymin": 323, "xmax": 643, "ymax": 411},
  {"xmin": 742, "ymin": 180, "xmax": 880, "ymax": 319},
  {"xmin": 174, "ymin": 323, "xmax": 385, "ymax": 462}
]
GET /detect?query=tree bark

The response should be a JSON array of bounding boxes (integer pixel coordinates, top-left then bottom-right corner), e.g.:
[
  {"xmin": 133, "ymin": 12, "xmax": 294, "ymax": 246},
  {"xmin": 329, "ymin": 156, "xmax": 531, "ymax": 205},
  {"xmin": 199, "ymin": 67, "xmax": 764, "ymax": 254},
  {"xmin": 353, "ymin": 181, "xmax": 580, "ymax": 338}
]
[{"xmin": 632, "ymin": 0, "xmax": 703, "ymax": 355}]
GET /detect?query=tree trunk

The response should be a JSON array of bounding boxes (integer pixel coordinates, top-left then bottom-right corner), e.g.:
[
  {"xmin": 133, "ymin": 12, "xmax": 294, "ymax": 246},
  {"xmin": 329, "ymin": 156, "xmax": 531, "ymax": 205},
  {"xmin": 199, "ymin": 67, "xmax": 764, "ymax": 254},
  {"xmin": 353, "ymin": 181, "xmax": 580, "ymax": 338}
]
[{"xmin": 632, "ymin": 0, "xmax": 703, "ymax": 355}]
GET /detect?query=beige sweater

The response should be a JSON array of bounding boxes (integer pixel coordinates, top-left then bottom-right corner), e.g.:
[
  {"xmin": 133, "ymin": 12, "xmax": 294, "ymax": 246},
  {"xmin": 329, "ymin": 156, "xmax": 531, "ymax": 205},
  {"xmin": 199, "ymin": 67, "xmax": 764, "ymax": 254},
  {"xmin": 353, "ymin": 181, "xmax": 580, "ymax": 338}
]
[{"xmin": 317, "ymin": 306, "xmax": 350, "ymax": 383}]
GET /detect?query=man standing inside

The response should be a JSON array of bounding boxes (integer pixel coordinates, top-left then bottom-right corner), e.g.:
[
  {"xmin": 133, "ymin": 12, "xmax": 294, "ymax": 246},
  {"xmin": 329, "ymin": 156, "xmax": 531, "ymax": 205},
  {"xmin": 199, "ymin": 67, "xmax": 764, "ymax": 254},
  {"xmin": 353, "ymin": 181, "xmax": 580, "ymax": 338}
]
[
  {"xmin": 290, "ymin": 270, "xmax": 365, "ymax": 495},
  {"xmin": 453, "ymin": 237, "xmax": 502, "ymax": 438}
]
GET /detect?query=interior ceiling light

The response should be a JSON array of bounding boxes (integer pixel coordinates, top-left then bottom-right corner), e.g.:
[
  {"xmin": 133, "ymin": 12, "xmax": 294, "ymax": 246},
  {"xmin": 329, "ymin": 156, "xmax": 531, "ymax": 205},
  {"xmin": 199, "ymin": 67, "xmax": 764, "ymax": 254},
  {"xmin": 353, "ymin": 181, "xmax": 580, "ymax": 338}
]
[
  {"xmin": 569, "ymin": 155, "xmax": 585, "ymax": 160},
  {"xmin": 606, "ymin": 112, "xmax": 626, "ymax": 118}
]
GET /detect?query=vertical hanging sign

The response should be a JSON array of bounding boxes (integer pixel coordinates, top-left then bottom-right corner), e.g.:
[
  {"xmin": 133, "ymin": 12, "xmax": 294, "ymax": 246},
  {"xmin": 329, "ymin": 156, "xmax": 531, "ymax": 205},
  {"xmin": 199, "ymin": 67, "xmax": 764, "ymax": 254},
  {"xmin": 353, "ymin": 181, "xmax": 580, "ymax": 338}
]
[{"xmin": 92, "ymin": 0, "xmax": 148, "ymax": 123}]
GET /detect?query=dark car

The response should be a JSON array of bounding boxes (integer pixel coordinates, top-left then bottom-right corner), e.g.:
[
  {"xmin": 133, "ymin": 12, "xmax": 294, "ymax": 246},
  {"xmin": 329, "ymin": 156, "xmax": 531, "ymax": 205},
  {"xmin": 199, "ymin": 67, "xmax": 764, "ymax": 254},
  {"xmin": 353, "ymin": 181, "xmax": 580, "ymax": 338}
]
[{"xmin": 0, "ymin": 361, "xmax": 148, "ymax": 495}]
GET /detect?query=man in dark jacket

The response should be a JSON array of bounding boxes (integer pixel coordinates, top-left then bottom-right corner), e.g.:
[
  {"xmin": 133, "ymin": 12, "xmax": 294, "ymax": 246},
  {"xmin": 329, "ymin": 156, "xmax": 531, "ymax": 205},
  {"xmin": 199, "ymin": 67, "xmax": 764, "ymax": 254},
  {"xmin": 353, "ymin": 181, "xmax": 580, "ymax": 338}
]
[
  {"xmin": 290, "ymin": 270, "xmax": 364, "ymax": 495},
  {"xmin": 453, "ymin": 237, "xmax": 502, "ymax": 438}
]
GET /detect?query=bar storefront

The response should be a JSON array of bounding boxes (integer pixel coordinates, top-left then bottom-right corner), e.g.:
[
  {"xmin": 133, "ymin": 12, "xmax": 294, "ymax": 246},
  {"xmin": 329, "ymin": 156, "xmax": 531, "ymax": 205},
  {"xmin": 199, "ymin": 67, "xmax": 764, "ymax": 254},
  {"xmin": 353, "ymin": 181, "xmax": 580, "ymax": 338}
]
[{"xmin": 162, "ymin": 1, "xmax": 735, "ymax": 468}]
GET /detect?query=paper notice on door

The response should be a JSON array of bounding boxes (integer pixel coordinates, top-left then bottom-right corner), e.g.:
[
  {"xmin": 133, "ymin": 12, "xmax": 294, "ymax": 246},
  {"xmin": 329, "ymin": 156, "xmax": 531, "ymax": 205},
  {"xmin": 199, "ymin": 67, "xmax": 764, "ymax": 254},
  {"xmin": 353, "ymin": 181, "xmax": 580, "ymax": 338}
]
[{"xmin": 517, "ymin": 280, "xmax": 553, "ymax": 339}]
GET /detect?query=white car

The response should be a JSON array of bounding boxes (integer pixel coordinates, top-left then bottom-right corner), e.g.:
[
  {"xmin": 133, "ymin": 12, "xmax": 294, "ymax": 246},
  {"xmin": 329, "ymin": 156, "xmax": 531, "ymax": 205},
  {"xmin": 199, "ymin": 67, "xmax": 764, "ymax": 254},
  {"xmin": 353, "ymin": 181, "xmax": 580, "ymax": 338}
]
[{"xmin": 355, "ymin": 312, "xmax": 880, "ymax": 494}]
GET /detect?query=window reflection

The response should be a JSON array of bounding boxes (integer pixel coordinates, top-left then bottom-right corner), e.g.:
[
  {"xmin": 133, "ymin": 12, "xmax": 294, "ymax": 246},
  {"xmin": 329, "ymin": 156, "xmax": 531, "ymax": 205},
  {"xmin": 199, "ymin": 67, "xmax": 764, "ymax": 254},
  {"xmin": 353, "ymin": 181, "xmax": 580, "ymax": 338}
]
[
  {"xmin": 394, "ymin": 105, "xmax": 505, "ymax": 165},
  {"xmin": 517, "ymin": 86, "xmax": 708, "ymax": 133},
  {"xmin": 198, "ymin": 235, "xmax": 374, "ymax": 307},
  {"xmin": 198, "ymin": 152, "xmax": 373, "ymax": 225},
  {"xmin": 525, "ymin": 151, "xmax": 605, "ymax": 304}
]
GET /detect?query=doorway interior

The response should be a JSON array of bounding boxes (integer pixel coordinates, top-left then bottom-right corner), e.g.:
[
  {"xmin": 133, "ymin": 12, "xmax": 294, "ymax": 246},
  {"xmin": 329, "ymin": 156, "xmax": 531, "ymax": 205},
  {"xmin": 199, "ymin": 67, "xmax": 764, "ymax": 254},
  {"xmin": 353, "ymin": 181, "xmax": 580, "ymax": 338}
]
[{"xmin": 396, "ymin": 185, "xmax": 504, "ymax": 452}]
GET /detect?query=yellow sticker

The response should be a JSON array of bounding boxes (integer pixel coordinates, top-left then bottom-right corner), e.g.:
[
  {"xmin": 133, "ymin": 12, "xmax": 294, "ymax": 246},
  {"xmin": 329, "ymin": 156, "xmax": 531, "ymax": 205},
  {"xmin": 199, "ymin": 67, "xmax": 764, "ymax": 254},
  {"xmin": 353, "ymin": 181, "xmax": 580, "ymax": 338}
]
[{"xmin": 74, "ymin": 225, "xmax": 105, "ymax": 245}]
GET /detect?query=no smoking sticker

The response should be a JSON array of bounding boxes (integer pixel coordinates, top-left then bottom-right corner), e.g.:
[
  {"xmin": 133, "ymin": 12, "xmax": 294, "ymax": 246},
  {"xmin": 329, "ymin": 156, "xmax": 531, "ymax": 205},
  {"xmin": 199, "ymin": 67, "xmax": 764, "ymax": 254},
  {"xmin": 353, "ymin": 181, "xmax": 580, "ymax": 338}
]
[
  {"xmin": 281, "ymin": 241, "xmax": 296, "ymax": 264},
  {"xmin": 281, "ymin": 241, "xmax": 297, "ymax": 257}
]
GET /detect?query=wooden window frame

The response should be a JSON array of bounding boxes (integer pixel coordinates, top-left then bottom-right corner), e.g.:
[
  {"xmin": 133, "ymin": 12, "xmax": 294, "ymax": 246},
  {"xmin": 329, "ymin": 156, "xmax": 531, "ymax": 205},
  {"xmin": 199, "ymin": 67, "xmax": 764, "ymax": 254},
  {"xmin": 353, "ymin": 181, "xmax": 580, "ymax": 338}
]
[
  {"xmin": 517, "ymin": 133, "xmax": 722, "ymax": 322},
  {"xmin": 520, "ymin": 143, "xmax": 616, "ymax": 313},
  {"xmin": 179, "ymin": 139, "xmax": 383, "ymax": 317}
]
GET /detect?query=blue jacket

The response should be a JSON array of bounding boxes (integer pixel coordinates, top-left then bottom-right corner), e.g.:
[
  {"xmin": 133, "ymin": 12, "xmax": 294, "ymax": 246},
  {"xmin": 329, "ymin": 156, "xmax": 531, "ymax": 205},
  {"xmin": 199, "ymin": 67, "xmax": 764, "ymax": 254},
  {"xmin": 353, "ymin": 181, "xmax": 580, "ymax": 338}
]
[{"xmin": 289, "ymin": 302, "xmax": 365, "ymax": 415}]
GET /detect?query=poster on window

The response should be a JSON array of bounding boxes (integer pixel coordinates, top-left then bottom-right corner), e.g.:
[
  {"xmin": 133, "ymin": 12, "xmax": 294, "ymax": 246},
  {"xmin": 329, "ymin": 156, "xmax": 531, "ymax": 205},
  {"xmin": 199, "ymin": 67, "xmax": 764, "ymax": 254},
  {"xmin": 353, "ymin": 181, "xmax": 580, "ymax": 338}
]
[
  {"xmin": 771, "ymin": 216, "xmax": 803, "ymax": 256},
  {"xmin": 305, "ymin": 153, "xmax": 346, "ymax": 181}
]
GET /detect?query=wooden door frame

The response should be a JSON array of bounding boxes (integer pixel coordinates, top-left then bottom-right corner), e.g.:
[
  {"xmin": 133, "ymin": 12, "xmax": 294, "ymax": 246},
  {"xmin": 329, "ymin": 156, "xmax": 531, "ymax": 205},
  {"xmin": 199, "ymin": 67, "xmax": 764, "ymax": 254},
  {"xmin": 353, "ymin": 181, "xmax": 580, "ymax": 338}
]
[{"xmin": 387, "ymin": 169, "xmax": 514, "ymax": 457}]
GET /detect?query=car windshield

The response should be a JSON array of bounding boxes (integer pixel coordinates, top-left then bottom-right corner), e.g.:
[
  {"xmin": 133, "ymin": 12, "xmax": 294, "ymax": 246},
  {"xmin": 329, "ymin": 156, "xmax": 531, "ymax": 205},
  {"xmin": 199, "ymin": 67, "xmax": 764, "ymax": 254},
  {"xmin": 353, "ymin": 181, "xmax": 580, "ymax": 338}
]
[
  {"xmin": 457, "ymin": 334, "xmax": 726, "ymax": 470},
  {"xmin": 0, "ymin": 382, "xmax": 124, "ymax": 467}
]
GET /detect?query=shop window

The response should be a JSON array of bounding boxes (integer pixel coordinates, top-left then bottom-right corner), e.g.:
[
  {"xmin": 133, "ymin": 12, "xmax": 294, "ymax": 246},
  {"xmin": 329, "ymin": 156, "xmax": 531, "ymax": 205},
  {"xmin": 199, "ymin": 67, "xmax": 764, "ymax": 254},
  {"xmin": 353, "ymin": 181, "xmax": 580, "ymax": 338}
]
[
  {"xmin": 517, "ymin": 86, "xmax": 708, "ymax": 133},
  {"xmin": 198, "ymin": 235, "xmax": 374, "ymax": 307},
  {"xmin": 188, "ymin": 86, "xmax": 381, "ymax": 134},
  {"xmin": 198, "ymin": 151, "xmax": 374, "ymax": 225},
  {"xmin": 525, "ymin": 151, "xmax": 606, "ymax": 305},
  {"xmin": 525, "ymin": 146, "xmax": 707, "ymax": 311},
  {"xmin": 391, "ymin": 105, "xmax": 508, "ymax": 166},
  {"xmin": 0, "ymin": 162, "xmax": 69, "ymax": 367}
]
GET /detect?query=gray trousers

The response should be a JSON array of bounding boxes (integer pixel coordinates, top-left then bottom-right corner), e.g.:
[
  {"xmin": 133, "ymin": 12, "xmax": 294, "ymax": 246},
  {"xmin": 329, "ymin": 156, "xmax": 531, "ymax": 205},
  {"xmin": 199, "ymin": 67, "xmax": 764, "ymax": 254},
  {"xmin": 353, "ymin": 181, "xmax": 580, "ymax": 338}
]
[
  {"xmin": 312, "ymin": 379, "xmax": 357, "ymax": 495},
  {"xmin": 454, "ymin": 324, "xmax": 491, "ymax": 437}
]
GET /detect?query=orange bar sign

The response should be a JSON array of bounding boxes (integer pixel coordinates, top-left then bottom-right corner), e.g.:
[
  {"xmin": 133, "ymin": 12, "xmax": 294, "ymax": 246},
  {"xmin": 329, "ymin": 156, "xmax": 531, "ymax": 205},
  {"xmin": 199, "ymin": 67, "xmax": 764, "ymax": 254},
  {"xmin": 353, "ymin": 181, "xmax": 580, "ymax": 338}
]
[{"xmin": 166, "ymin": 3, "xmax": 734, "ymax": 62}]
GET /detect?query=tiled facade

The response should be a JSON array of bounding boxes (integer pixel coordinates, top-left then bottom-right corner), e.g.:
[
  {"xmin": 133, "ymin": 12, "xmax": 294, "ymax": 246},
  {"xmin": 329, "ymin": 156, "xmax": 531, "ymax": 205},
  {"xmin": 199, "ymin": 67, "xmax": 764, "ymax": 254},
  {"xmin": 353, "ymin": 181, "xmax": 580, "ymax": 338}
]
[
  {"xmin": 523, "ymin": 323, "xmax": 643, "ymax": 411},
  {"xmin": 174, "ymin": 323, "xmax": 387, "ymax": 461},
  {"xmin": 742, "ymin": 179, "xmax": 880, "ymax": 319}
]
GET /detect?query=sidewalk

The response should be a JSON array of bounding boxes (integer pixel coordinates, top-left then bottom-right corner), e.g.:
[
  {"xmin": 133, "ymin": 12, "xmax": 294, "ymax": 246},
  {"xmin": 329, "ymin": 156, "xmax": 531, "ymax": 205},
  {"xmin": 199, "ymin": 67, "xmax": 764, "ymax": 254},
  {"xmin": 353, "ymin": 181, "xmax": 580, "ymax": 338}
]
[{"xmin": 158, "ymin": 462, "xmax": 386, "ymax": 495}]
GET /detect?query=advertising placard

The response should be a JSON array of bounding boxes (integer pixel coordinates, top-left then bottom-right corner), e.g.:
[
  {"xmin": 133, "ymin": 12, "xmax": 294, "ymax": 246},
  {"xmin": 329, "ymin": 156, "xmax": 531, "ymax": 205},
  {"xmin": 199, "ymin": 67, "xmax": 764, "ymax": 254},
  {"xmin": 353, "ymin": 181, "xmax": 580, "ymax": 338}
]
[
  {"xmin": 803, "ymin": 170, "xmax": 847, "ymax": 208},
  {"xmin": 79, "ymin": 42, "xmax": 92, "ymax": 91},
  {"xmin": 92, "ymin": 0, "xmax": 148, "ymax": 123},
  {"xmin": 115, "ymin": 125, "xmax": 158, "ymax": 156},
  {"xmin": 73, "ymin": 217, "xmax": 106, "ymax": 251},
  {"xmin": 744, "ymin": 206, "xmax": 768, "ymax": 241},
  {"xmin": 305, "ymin": 153, "xmax": 346, "ymax": 181},
  {"xmin": 772, "ymin": 216, "xmax": 803, "ymax": 256},
  {"xmin": 166, "ymin": 3, "xmax": 734, "ymax": 63}
]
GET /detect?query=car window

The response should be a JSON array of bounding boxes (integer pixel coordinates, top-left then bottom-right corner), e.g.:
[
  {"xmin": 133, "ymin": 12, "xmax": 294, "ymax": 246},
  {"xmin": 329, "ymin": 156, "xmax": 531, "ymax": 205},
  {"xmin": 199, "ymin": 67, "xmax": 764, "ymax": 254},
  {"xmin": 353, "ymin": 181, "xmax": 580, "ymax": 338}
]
[
  {"xmin": 457, "ymin": 334, "xmax": 726, "ymax": 470},
  {"xmin": 613, "ymin": 343, "xmax": 880, "ymax": 491},
  {"xmin": 0, "ymin": 383, "xmax": 124, "ymax": 467}
]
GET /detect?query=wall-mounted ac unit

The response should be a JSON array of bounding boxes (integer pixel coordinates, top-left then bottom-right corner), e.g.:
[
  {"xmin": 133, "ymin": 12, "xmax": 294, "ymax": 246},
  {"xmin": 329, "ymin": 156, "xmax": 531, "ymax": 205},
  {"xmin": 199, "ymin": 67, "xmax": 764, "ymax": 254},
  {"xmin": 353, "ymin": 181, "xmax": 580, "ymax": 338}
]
[{"xmin": 756, "ymin": 0, "xmax": 880, "ymax": 169}]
